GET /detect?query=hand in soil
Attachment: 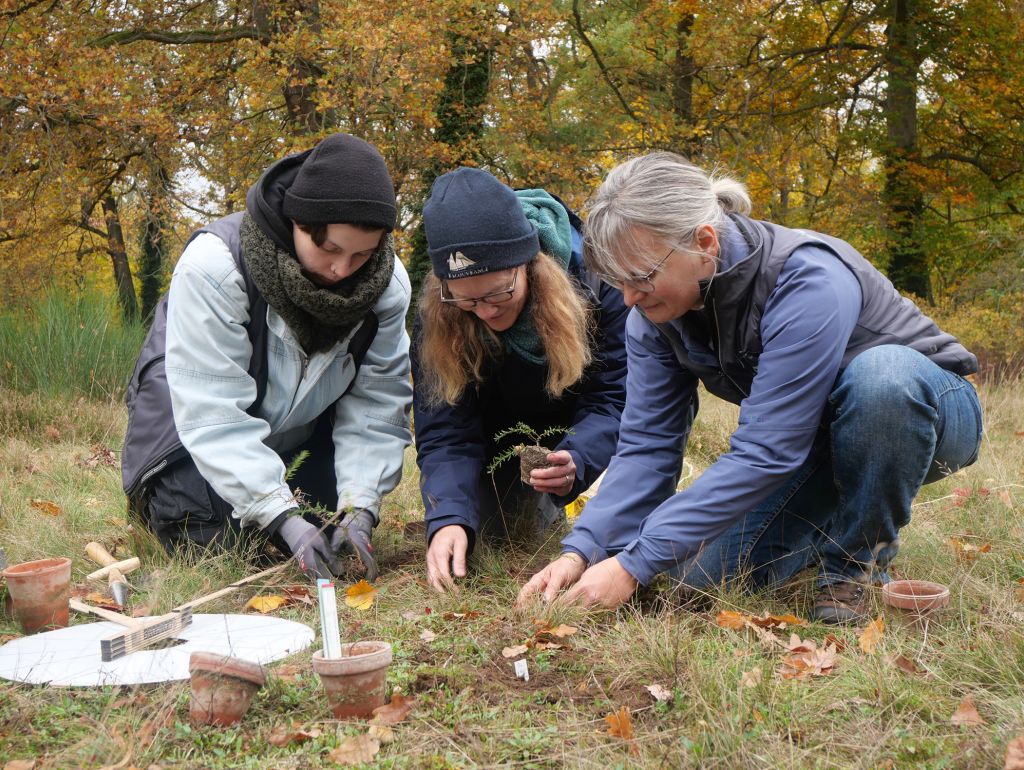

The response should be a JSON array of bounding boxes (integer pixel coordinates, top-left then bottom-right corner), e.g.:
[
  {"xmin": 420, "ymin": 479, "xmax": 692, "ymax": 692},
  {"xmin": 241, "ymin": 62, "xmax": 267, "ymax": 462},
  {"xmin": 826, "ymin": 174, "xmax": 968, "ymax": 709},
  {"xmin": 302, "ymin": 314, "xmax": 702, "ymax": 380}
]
[
  {"xmin": 559, "ymin": 555, "xmax": 639, "ymax": 610},
  {"xmin": 515, "ymin": 552, "xmax": 587, "ymax": 608},
  {"xmin": 528, "ymin": 449, "xmax": 577, "ymax": 497},
  {"xmin": 426, "ymin": 524, "xmax": 468, "ymax": 593}
]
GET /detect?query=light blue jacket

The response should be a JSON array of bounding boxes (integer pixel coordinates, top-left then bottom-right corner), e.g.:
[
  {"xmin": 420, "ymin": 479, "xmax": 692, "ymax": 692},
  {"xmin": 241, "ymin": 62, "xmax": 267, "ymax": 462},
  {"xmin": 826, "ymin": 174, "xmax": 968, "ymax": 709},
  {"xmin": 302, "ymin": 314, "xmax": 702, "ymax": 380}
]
[{"xmin": 165, "ymin": 232, "xmax": 413, "ymax": 530}]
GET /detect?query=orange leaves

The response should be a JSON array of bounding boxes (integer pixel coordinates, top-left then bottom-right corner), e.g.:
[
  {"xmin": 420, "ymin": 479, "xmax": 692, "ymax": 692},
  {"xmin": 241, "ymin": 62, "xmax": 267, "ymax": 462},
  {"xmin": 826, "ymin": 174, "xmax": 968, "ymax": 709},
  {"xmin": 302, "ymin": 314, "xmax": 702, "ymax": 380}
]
[
  {"xmin": 604, "ymin": 706, "xmax": 638, "ymax": 754},
  {"xmin": 779, "ymin": 636, "xmax": 839, "ymax": 680},
  {"xmin": 949, "ymin": 537, "xmax": 992, "ymax": 563},
  {"xmin": 266, "ymin": 725, "xmax": 321, "ymax": 747},
  {"xmin": 715, "ymin": 610, "xmax": 806, "ymax": 632},
  {"xmin": 502, "ymin": 620, "xmax": 579, "ymax": 659},
  {"xmin": 344, "ymin": 580, "xmax": 377, "ymax": 611},
  {"xmin": 857, "ymin": 617, "xmax": 885, "ymax": 654},
  {"xmin": 371, "ymin": 693, "xmax": 415, "ymax": 726},
  {"xmin": 28, "ymin": 499, "xmax": 60, "ymax": 517}
]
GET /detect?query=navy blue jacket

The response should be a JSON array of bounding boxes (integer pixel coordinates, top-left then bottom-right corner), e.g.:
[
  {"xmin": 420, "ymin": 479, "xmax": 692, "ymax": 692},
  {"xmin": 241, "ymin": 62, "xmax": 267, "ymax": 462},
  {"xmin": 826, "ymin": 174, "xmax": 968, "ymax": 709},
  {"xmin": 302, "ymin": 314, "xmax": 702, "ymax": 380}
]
[{"xmin": 412, "ymin": 233, "xmax": 628, "ymax": 546}]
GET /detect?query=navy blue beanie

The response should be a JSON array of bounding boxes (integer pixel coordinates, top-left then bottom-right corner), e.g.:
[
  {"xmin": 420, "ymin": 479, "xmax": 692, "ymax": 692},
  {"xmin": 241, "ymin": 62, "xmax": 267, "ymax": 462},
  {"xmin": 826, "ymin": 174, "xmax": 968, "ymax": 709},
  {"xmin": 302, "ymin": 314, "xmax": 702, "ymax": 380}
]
[
  {"xmin": 283, "ymin": 133, "xmax": 396, "ymax": 230},
  {"xmin": 424, "ymin": 167, "xmax": 539, "ymax": 279}
]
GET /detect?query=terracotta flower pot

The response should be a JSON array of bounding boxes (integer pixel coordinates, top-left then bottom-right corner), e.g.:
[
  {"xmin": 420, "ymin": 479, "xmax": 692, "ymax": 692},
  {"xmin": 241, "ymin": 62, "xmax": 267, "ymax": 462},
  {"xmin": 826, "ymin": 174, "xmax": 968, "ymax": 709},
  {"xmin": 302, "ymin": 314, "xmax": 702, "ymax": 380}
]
[
  {"xmin": 189, "ymin": 652, "xmax": 266, "ymax": 726},
  {"xmin": 312, "ymin": 641, "xmax": 393, "ymax": 719},
  {"xmin": 518, "ymin": 445, "xmax": 552, "ymax": 484},
  {"xmin": 881, "ymin": 580, "xmax": 951, "ymax": 613},
  {"xmin": 0, "ymin": 557, "xmax": 71, "ymax": 634}
]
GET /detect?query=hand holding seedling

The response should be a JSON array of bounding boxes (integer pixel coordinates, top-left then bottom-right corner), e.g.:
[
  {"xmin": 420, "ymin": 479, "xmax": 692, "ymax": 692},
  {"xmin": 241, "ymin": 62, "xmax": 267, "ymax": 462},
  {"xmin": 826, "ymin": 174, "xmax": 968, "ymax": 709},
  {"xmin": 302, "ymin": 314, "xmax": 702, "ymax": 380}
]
[
  {"xmin": 528, "ymin": 450, "xmax": 577, "ymax": 496},
  {"xmin": 515, "ymin": 551, "xmax": 588, "ymax": 607},
  {"xmin": 426, "ymin": 524, "xmax": 469, "ymax": 593}
]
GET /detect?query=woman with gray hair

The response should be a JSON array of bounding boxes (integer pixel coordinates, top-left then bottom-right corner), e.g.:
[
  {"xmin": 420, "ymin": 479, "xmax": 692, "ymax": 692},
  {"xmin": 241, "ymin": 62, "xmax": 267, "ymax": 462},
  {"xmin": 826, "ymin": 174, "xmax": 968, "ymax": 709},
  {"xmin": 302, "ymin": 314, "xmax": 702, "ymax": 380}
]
[{"xmin": 517, "ymin": 151, "xmax": 983, "ymax": 623}]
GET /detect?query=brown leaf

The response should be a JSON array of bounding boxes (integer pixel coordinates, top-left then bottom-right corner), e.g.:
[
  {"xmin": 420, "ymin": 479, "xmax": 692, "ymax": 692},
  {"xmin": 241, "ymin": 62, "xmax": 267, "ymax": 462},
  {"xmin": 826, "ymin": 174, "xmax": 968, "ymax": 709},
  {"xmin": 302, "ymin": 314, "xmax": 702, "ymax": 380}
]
[
  {"xmin": 327, "ymin": 734, "xmax": 380, "ymax": 765},
  {"xmin": 780, "ymin": 642, "xmax": 838, "ymax": 680},
  {"xmin": 442, "ymin": 610, "xmax": 481, "ymax": 620},
  {"xmin": 532, "ymin": 641, "xmax": 564, "ymax": 651},
  {"xmin": 858, "ymin": 617, "xmax": 885, "ymax": 654},
  {"xmin": 545, "ymin": 624, "xmax": 578, "ymax": 638},
  {"xmin": 77, "ymin": 445, "xmax": 118, "ymax": 469},
  {"xmin": 783, "ymin": 633, "xmax": 817, "ymax": 654},
  {"xmin": 740, "ymin": 667, "xmax": 763, "ymax": 688},
  {"xmin": 419, "ymin": 629, "xmax": 437, "ymax": 642},
  {"xmin": 371, "ymin": 693, "xmax": 415, "ymax": 726},
  {"xmin": 281, "ymin": 585, "xmax": 315, "ymax": 606},
  {"xmin": 267, "ymin": 725, "xmax": 321, "ymax": 747},
  {"xmin": 44, "ymin": 425, "xmax": 61, "ymax": 442},
  {"xmin": 368, "ymin": 724, "xmax": 395, "ymax": 745},
  {"xmin": 748, "ymin": 613, "xmax": 807, "ymax": 629},
  {"xmin": 502, "ymin": 644, "xmax": 529, "ymax": 658},
  {"xmin": 4, "ymin": 761, "xmax": 37, "ymax": 770},
  {"xmin": 890, "ymin": 655, "xmax": 926, "ymax": 675},
  {"xmin": 951, "ymin": 694, "xmax": 987, "ymax": 727},
  {"xmin": 29, "ymin": 499, "xmax": 60, "ymax": 516},
  {"xmin": 949, "ymin": 537, "xmax": 991, "ymax": 562},
  {"xmin": 1004, "ymin": 735, "xmax": 1024, "ymax": 770},
  {"xmin": 604, "ymin": 706, "xmax": 634, "ymax": 741},
  {"xmin": 645, "ymin": 683, "xmax": 672, "ymax": 702},
  {"xmin": 823, "ymin": 632, "xmax": 848, "ymax": 653}
]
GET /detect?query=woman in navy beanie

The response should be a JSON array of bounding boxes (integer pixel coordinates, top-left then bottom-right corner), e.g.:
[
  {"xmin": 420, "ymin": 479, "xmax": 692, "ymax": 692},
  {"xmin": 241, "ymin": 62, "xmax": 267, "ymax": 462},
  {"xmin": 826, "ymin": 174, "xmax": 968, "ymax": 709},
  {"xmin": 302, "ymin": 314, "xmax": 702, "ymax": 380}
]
[{"xmin": 412, "ymin": 167, "xmax": 629, "ymax": 593}]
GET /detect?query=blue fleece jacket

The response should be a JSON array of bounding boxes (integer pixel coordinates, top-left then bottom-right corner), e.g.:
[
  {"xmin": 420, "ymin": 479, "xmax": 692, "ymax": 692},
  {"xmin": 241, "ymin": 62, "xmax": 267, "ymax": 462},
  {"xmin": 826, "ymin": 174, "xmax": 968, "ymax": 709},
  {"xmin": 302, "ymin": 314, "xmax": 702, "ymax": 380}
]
[{"xmin": 561, "ymin": 243, "xmax": 863, "ymax": 584}]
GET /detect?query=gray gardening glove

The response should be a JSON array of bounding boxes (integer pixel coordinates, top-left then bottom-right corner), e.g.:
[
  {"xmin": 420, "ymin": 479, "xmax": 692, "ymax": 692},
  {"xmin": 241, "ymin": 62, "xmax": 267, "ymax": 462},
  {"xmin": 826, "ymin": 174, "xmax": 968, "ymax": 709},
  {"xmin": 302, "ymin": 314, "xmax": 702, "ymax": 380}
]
[
  {"xmin": 330, "ymin": 509, "xmax": 379, "ymax": 582},
  {"xmin": 277, "ymin": 515, "xmax": 344, "ymax": 580}
]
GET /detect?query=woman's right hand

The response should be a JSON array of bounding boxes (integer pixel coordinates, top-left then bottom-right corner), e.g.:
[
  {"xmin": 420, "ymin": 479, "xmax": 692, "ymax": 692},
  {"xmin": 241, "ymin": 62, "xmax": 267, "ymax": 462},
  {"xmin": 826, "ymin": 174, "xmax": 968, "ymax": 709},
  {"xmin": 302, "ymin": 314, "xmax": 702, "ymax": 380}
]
[
  {"xmin": 426, "ymin": 524, "xmax": 469, "ymax": 593},
  {"xmin": 515, "ymin": 552, "xmax": 587, "ymax": 608}
]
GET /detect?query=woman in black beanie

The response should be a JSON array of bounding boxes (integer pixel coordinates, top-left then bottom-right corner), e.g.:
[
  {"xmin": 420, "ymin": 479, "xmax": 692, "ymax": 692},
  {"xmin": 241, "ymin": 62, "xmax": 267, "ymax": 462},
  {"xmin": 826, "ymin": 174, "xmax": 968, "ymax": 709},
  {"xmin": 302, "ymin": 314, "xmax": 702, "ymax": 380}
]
[
  {"xmin": 122, "ymin": 133, "xmax": 412, "ymax": 581},
  {"xmin": 411, "ymin": 167, "xmax": 629, "ymax": 593}
]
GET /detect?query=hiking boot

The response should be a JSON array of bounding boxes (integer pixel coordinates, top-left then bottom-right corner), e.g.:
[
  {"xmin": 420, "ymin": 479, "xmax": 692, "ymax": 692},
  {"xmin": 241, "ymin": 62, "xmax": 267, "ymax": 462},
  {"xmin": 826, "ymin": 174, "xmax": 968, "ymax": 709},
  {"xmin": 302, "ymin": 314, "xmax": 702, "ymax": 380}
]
[{"xmin": 813, "ymin": 581, "xmax": 870, "ymax": 624}]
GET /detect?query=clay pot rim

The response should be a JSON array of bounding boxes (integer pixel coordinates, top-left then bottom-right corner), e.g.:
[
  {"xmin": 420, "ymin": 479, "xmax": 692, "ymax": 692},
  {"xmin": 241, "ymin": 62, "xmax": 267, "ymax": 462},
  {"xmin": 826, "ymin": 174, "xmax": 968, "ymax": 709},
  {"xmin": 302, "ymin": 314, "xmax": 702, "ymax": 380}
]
[
  {"xmin": 1, "ymin": 557, "xmax": 72, "ymax": 578},
  {"xmin": 881, "ymin": 579, "xmax": 951, "ymax": 610},
  {"xmin": 189, "ymin": 651, "xmax": 266, "ymax": 686},
  {"xmin": 312, "ymin": 641, "xmax": 393, "ymax": 675}
]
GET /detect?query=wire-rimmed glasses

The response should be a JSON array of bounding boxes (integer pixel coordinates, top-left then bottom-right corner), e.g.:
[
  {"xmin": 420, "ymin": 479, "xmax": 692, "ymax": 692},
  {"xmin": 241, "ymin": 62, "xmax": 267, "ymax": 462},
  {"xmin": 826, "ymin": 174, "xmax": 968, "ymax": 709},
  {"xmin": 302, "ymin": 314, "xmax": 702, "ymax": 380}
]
[{"xmin": 597, "ymin": 246, "xmax": 675, "ymax": 293}]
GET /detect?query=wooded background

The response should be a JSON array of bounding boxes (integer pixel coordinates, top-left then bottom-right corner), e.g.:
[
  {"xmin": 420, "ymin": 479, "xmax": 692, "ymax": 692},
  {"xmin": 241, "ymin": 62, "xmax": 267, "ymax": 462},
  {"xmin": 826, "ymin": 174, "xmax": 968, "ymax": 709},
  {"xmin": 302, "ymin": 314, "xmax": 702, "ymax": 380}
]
[{"xmin": 2, "ymin": 0, "xmax": 1022, "ymax": 368}]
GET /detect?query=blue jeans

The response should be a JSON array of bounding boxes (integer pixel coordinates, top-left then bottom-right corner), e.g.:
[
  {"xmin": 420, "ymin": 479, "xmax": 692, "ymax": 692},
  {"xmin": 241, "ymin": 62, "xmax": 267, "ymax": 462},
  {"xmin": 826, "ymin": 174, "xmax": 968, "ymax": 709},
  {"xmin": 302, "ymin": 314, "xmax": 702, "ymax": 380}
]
[{"xmin": 674, "ymin": 345, "xmax": 983, "ymax": 590}]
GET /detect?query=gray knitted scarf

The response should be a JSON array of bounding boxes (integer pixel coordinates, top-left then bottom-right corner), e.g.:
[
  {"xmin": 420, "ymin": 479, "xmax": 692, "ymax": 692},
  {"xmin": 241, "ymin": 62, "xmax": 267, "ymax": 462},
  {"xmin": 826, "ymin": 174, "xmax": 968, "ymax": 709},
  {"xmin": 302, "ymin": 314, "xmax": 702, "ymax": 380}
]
[{"xmin": 240, "ymin": 213, "xmax": 394, "ymax": 353}]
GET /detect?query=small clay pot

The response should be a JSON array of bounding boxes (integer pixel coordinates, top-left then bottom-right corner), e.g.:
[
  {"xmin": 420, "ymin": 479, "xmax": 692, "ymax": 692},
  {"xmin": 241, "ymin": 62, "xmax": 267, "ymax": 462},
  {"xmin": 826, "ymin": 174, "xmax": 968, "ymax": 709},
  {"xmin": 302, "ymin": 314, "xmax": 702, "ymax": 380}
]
[
  {"xmin": 518, "ymin": 445, "xmax": 552, "ymax": 484},
  {"xmin": 189, "ymin": 652, "xmax": 266, "ymax": 726},
  {"xmin": 0, "ymin": 557, "xmax": 71, "ymax": 634},
  {"xmin": 312, "ymin": 641, "xmax": 393, "ymax": 719},
  {"xmin": 881, "ymin": 580, "xmax": 951, "ymax": 613}
]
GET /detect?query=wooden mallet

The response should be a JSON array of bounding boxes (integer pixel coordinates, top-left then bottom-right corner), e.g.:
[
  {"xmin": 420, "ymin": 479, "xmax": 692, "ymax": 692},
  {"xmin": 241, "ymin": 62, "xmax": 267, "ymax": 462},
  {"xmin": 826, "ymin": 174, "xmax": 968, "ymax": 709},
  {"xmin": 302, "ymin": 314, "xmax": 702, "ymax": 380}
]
[{"xmin": 84, "ymin": 541, "xmax": 138, "ymax": 606}]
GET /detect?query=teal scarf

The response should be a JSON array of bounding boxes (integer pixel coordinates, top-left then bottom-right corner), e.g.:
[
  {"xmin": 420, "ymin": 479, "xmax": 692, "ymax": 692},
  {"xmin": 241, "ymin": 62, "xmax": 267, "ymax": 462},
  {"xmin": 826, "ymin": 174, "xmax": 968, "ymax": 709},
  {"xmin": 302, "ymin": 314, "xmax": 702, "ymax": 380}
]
[{"xmin": 498, "ymin": 189, "xmax": 574, "ymax": 366}]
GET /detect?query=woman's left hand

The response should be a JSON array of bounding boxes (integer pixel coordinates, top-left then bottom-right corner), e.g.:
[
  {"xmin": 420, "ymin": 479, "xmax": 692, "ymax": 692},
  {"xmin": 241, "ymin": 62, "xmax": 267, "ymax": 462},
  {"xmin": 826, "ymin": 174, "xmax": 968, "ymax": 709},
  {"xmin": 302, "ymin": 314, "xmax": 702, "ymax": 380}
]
[{"xmin": 529, "ymin": 450, "xmax": 577, "ymax": 496}]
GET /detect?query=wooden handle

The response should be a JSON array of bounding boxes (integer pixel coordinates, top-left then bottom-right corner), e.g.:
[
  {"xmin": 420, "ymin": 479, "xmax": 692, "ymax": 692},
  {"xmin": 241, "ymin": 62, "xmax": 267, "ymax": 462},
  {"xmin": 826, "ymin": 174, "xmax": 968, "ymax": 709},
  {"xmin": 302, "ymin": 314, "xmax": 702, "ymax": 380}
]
[
  {"xmin": 172, "ymin": 563, "xmax": 289, "ymax": 612},
  {"xmin": 85, "ymin": 541, "xmax": 117, "ymax": 567},
  {"xmin": 69, "ymin": 598, "xmax": 142, "ymax": 628},
  {"xmin": 86, "ymin": 557, "xmax": 140, "ymax": 581}
]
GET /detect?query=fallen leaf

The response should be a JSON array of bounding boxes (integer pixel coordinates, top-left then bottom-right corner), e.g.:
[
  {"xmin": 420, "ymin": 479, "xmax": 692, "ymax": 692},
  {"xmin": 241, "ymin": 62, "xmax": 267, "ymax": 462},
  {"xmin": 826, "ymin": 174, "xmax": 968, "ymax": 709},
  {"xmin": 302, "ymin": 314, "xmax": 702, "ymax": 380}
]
[
  {"xmin": 327, "ymin": 734, "xmax": 380, "ymax": 765},
  {"xmin": 4, "ymin": 761, "xmax": 36, "ymax": 770},
  {"xmin": 130, "ymin": 604, "xmax": 152, "ymax": 618},
  {"xmin": 44, "ymin": 425, "xmax": 61, "ymax": 441},
  {"xmin": 1005, "ymin": 734, "xmax": 1024, "ymax": 770},
  {"xmin": 281, "ymin": 585, "xmax": 315, "ymax": 606},
  {"xmin": 604, "ymin": 705, "xmax": 634, "ymax": 740},
  {"xmin": 858, "ymin": 617, "xmax": 885, "ymax": 654},
  {"xmin": 502, "ymin": 644, "xmax": 529, "ymax": 658},
  {"xmin": 29, "ymin": 499, "xmax": 60, "ymax": 516},
  {"xmin": 740, "ymin": 667, "xmax": 763, "ymax": 688},
  {"xmin": 368, "ymin": 724, "xmax": 395, "ymax": 745},
  {"xmin": 267, "ymin": 725, "xmax": 321, "ymax": 747},
  {"xmin": 949, "ymin": 537, "xmax": 992, "ymax": 562},
  {"xmin": 890, "ymin": 655, "xmax": 926, "ymax": 675},
  {"xmin": 783, "ymin": 633, "xmax": 817, "ymax": 653},
  {"xmin": 532, "ymin": 641, "xmax": 564, "ymax": 651},
  {"xmin": 344, "ymin": 580, "xmax": 377, "ymax": 611},
  {"xmin": 77, "ymin": 445, "xmax": 118, "ymax": 469},
  {"xmin": 780, "ymin": 642, "xmax": 838, "ymax": 680},
  {"xmin": 371, "ymin": 693, "xmax": 415, "ymax": 726},
  {"xmin": 419, "ymin": 629, "xmax": 436, "ymax": 642},
  {"xmin": 823, "ymin": 632, "xmax": 848, "ymax": 653},
  {"xmin": 546, "ymin": 624, "xmax": 578, "ymax": 638},
  {"xmin": 748, "ymin": 613, "xmax": 807, "ymax": 629},
  {"xmin": 442, "ymin": 610, "xmax": 481, "ymax": 620},
  {"xmin": 951, "ymin": 694, "xmax": 986, "ymax": 727},
  {"xmin": 245, "ymin": 595, "xmax": 288, "ymax": 614},
  {"xmin": 715, "ymin": 610, "xmax": 749, "ymax": 630},
  {"xmin": 645, "ymin": 683, "xmax": 672, "ymax": 702}
]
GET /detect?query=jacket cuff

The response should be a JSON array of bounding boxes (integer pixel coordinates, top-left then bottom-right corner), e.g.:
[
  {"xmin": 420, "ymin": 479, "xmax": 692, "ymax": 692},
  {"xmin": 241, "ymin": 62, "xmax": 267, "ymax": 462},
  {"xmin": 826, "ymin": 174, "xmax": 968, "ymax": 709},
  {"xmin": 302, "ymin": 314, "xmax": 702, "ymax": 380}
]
[
  {"xmin": 560, "ymin": 530, "xmax": 608, "ymax": 566},
  {"xmin": 615, "ymin": 542, "xmax": 659, "ymax": 586}
]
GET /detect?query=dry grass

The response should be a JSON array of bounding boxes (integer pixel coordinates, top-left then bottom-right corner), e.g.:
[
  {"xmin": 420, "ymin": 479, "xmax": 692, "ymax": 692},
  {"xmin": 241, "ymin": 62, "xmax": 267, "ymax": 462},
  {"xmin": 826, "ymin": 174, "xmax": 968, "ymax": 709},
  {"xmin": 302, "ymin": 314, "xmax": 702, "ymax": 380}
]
[{"xmin": 0, "ymin": 383, "xmax": 1022, "ymax": 769}]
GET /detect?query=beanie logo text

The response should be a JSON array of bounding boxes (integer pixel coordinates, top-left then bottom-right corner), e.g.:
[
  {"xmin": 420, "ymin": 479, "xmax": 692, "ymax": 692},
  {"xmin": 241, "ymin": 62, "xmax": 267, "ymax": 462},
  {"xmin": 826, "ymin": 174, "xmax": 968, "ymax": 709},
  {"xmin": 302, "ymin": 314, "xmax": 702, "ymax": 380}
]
[{"xmin": 447, "ymin": 251, "xmax": 476, "ymax": 272}]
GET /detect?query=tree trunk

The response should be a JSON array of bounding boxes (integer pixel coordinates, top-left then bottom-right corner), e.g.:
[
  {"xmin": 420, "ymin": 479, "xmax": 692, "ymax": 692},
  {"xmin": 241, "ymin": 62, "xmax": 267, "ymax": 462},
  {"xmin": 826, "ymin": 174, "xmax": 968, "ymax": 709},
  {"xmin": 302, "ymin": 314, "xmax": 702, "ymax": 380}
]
[
  {"xmin": 883, "ymin": 0, "xmax": 930, "ymax": 300},
  {"xmin": 671, "ymin": 13, "xmax": 698, "ymax": 158},
  {"xmin": 406, "ymin": 23, "xmax": 493, "ymax": 322},
  {"xmin": 139, "ymin": 162, "xmax": 171, "ymax": 323},
  {"xmin": 101, "ymin": 194, "xmax": 138, "ymax": 323}
]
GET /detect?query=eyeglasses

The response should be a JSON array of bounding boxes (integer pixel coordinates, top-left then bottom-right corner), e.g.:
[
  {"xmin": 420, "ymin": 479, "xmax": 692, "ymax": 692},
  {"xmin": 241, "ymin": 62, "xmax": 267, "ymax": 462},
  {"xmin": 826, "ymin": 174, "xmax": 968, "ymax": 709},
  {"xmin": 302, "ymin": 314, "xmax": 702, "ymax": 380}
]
[
  {"xmin": 598, "ymin": 247, "xmax": 675, "ymax": 293},
  {"xmin": 440, "ymin": 266, "xmax": 520, "ymax": 310}
]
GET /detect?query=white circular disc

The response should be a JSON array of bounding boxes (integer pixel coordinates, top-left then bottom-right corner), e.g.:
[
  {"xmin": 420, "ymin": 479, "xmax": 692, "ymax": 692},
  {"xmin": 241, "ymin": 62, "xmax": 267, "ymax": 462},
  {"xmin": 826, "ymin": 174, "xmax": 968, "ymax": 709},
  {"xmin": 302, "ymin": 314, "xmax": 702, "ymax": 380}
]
[{"xmin": 0, "ymin": 614, "xmax": 314, "ymax": 687}]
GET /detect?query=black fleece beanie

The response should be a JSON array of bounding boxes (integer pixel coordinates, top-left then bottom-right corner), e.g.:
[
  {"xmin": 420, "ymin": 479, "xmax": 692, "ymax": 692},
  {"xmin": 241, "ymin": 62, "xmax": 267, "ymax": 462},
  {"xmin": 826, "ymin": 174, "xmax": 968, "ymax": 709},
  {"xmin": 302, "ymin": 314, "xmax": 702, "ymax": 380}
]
[{"xmin": 282, "ymin": 133, "xmax": 397, "ymax": 231}]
